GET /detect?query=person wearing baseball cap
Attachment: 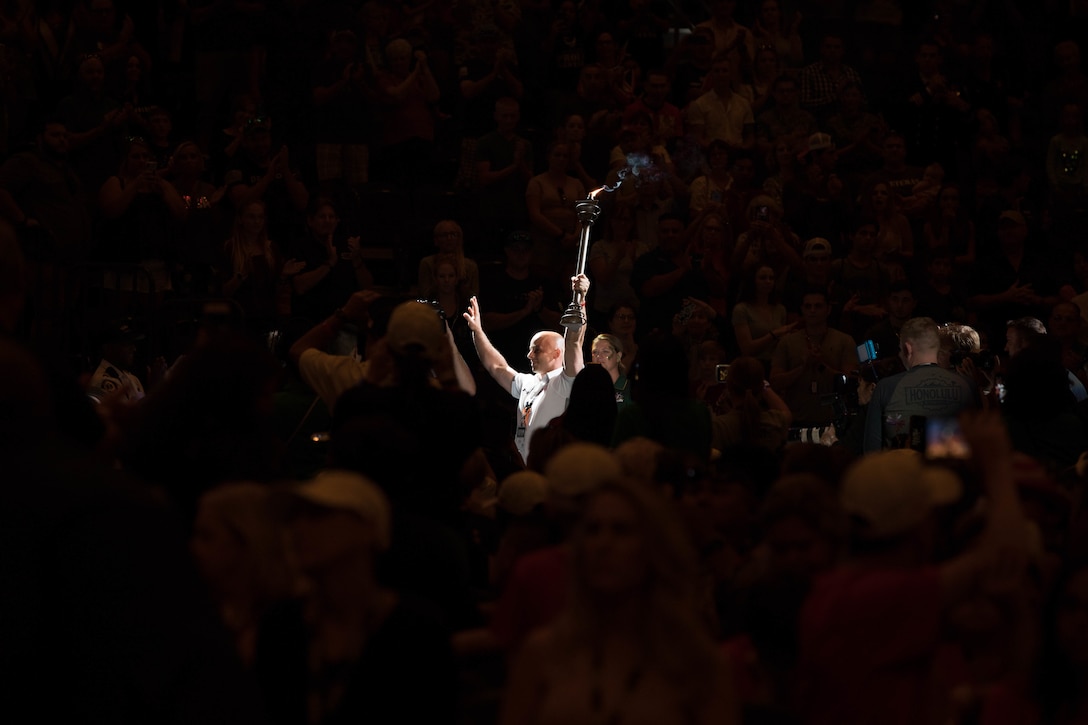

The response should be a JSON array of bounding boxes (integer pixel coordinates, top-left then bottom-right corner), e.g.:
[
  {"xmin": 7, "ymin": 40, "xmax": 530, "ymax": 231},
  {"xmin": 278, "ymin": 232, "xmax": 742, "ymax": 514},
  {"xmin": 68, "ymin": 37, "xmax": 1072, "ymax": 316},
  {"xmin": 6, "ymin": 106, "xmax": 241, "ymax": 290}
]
[
  {"xmin": 798, "ymin": 412, "xmax": 1030, "ymax": 725},
  {"xmin": 262, "ymin": 469, "xmax": 457, "ymax": 723}
]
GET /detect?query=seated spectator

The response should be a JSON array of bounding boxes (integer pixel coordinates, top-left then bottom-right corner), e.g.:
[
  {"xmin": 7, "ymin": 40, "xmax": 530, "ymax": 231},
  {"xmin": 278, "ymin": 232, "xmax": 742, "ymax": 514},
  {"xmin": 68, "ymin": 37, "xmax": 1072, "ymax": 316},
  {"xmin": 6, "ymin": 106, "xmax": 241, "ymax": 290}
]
[
  {"xmin": 913, "ymin": 249, "xmax": 968, "ymax": 324},
  {"xmin": 863, "ymin": 317, "xmax": 979, "ymax": 452},
  {"xmin": 605, "ymin": 301, "xmax": 640, "ymax": 374},
  {"xmin": 191, "ymin": 482, "xmax": 296, "ymax": 666},
  {"xmin": 209, "ymin": 94, "xmax": 258, "ymax": 183},
  {"xmin": 0, "ymin": 117, "xmax": 92, "ymax": 262},
  {"xmin": 374, "ymin": 39, "xmax": 440, "ymax": 190},
  {"xmin": 670, "ymin": 27, "xmax": 715, "ymax": 109},
  {"xmin": 686, "ymin": 209, "xmax": 735, "ymax": 316},
  {"xmin": 223, "ymin": 116, "xmax": 309, "ymax": 241},
  {"xmin": 712, "ymin": 356, "xmax": 791, "ymax": 453},
  {"xmin": 96, "ymin": 135, "xmax": 187, "ymax": 293},
  {"xmin": 732, "ymin": 263, "xmax": 794, "ymax": 373},
  {"xmin": 861, "ymin": 181, "xmax": 914, "ymax": 278},
  {"xmin": 310, "ymin": 28, "xmax": 374, "ymax": 189},
  {"xmin": 477, "ymin": 231, "xmax": 564, "ymax": 372},
  {"xmin": 222, "ymin": 200, "xmax": 301, "ymax": 332},
  {"xmin": 144, "ymin": 107, "xmax": 174, "ymax": 169},
  {"xmin": 690, "ymin": 339, "xmax": 729, "ymax": 415},
  {"xmin": 554, "ymin": 113, "xmax": 598, "ymax": 190},
  {"xmin": 526, "ymin": 141, "xmax": 586, "ymax": 279},
  {"xmin": 687, "ymin": 139, "xmax": 734, "ymax": 215},
  {"xmin": 829, "ymin": 217, "xmax": 890, "ymax": 336},
  {"xmin": 168, "ymin": 140, "xmax": 224, "ymax": 295},
  {"xmin": 825, "ymin": 82, "xmax": 885, "ymax": 179},
  {"xmin": 761, "ymin": 139, "xmax": 801, "ymax": 209},
  {"xmin": 968, "ymin": 210, "xmax": 1060, "ymax": 346},
  {"xmin": 417, "ymin": 219, "xmax": 480, "ymax": 298},
  {"xmin": 863, "ymin": 132, "xmax": 926, "ymax": 216},
  {"xmin": 730, "ymin": 196, "xmax": 803, "ymax": 281},
  {"xmin": 756, "ymin": 75, "xmax": 815, "ymax": 158},
  {"xmin": 798, "ymin": 33, "xmax": 862, "ymax": 120},
  {"xmin": 500, "ymin": 477, "xmax": 739, "ymax": 724},
  {"xmin": 782, "ymin": 237, "xmax": 834, "ymax": 316},
  {"xmin": 257, "ymin": 470, "xmax": 456, "ymax": 725},
  {"xmin": 630, "ymin": 213, "xmax": 711, "ymax": 336},
  {"xmin": 288, "ymin": 198, "xmax": 370, "ymax": 325},
  {"xmin": 57, "ymin": 53, "xmax": 129, "ymax": 193},
  {"xmin": 686, "ymin": 53, "xmax": 754, "ymax": 150},
  {"xmin": 769, "ymin": 289, "xmax": 855, "ymax": 428},
  {"xmin": 739, "ymin": 44, "xmax": 782, "ymax": 117},
  {"xmin": 475, "ymin": 97, "xmax": 533, "ymax": 257},
  {"xmin": 587, "ymin": 203, "xmax": 651, "ymax": 331},
  {"xmin": 623, "ymin": 68, "xmax": 683, "ymax": 150},
  {"xmin": 921, "ymin": 182, "xmax": 976, "ymax": 273},
  {"xmin": 800, "ymin": 416, "xmax": 1029, "ymax": 725}
]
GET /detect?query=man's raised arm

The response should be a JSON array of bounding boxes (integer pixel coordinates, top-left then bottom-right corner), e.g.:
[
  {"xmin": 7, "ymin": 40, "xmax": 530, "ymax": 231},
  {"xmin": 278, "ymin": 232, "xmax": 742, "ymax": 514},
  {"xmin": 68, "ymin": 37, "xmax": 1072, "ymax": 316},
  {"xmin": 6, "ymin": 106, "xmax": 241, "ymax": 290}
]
[
  {"xmin": 563, "ymin": 274, "xmax": 590, "ymax": 377},
  {"xmin": 464, "ymin": 295, "xmax": 517, "ymax": 391}
]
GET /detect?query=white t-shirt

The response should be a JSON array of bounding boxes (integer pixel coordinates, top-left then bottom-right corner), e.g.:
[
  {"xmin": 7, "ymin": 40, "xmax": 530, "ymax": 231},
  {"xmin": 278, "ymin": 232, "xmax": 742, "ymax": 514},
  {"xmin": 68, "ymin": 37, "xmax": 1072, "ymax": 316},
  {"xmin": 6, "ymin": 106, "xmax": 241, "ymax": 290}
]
[{"xmin": 510, "ymin": 366, "xmax": 575, "ymax": 464}]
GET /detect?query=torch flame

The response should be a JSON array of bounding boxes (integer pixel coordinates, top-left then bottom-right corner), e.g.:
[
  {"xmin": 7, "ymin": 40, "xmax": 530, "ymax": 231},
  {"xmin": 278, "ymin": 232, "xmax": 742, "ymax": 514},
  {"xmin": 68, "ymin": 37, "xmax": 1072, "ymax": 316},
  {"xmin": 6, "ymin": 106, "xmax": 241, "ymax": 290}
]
[{"xmin": 588, "ymin": 187, "xmax": 606, "ymax": 200}]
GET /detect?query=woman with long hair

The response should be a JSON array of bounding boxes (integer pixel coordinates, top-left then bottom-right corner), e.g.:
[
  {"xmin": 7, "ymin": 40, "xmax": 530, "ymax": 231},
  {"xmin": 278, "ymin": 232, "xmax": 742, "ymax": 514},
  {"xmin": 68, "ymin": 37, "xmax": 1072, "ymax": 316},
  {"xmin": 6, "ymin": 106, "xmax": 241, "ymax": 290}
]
[
  {"xmin": 222, "ymin": 200, "xmax": 302, "ymax": 328},
  {"xmin": 862, "ymin": 180, "xmax": 914, "ymax": 279},
  {"xmin": 711, "ymin": 355, "xmax": 791, "ymax": 452},
  {"xmin": 922, "ymin": 182, "xmax": 976, "ymax": 269},
  {"xmin": 500, "ymin": 477, "xmax": 738, "ymax": 725},
  {"xmin": 732, "ymin": 264, "xmax": 794, "ymax": 372}
]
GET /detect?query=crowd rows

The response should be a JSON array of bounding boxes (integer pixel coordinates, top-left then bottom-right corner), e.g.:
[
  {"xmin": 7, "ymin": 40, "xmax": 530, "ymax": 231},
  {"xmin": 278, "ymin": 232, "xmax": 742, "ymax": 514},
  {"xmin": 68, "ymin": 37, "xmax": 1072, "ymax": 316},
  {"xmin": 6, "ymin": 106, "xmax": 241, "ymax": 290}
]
[{"xmin": 7, "ymin": 0, "xmax": 1088, "ymax": 723}]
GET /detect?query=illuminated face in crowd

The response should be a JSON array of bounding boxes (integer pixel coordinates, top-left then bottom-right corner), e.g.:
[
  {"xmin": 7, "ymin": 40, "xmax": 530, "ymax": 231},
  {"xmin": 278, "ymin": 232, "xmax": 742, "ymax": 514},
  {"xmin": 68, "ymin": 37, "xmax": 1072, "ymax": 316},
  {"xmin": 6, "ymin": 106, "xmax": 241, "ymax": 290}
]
[
  {"xmin": 527, "ymin": 332, "xmax": 561, "ymax": 374},
  {"xmin": 591, "ymin": 339, "xmax": 620, "ymax": 375},
  {"xmin": 434, "ymin": 262, "xmax": 458, "ymax": 294}
]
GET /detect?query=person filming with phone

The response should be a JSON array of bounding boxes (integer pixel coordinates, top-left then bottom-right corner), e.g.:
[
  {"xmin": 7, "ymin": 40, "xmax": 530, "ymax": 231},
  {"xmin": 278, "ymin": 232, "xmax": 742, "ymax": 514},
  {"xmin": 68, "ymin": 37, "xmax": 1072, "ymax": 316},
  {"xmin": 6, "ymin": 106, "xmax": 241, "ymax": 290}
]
[{"xmin": 863, "ymin": 316, "xmax": 979, "ymax": 452}]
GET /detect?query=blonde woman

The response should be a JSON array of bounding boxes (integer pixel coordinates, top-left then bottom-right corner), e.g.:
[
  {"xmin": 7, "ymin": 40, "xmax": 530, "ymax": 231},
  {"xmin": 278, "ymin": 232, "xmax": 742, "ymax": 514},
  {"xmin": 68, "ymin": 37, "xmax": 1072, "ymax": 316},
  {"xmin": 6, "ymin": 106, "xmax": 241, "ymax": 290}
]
[
  {"xmin": 222, "ymin": 200, "xmax": 304, "ymax": 325},
  {"xmin": 501, "ymin": 477, "xmax": 739, "ymax": 725},
  {"xmin": 591, "ymin": 333, "xmax": 631, "ymax": 407}
]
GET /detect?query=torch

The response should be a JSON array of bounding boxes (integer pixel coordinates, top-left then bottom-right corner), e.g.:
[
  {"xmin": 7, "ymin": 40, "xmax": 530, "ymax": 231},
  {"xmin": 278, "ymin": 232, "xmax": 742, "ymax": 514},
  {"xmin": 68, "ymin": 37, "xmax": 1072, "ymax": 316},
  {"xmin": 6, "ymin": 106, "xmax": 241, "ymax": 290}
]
[{"xmin": 559, "ymin": 190, "xmax": 603, "ymax": 328}]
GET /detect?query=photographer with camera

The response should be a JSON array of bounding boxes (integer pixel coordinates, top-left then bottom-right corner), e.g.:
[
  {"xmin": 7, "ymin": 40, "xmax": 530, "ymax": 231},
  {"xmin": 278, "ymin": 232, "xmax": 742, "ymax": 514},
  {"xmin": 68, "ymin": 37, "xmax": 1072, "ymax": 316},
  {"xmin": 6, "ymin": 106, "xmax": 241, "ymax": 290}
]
[{"xmin": 863, "ymin": 317, "xmax": 979, "ymax": 452}]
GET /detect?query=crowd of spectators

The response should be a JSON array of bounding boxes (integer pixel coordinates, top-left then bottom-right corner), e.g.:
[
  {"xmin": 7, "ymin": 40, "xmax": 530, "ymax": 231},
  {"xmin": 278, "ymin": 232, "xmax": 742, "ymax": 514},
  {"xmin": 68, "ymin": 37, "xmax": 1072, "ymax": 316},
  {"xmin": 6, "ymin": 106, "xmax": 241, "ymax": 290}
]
[{"xmin": 9, "ymin": 0, "xmax": 1088, "ymax": 723}]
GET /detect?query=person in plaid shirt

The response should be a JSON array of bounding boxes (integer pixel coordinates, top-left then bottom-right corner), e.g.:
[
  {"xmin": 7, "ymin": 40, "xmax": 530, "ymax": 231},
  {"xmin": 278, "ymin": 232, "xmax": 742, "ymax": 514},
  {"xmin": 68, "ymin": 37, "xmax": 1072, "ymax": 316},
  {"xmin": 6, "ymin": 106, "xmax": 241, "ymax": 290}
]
[{"xmin": 800, "ymin": 33, "xmax": 864, "ymax": 121}]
